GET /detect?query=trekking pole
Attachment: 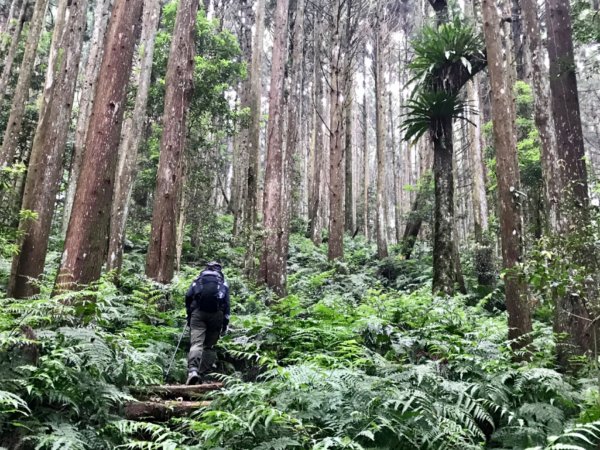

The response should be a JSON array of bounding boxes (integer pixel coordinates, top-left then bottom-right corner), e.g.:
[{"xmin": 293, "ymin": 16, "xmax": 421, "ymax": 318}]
[{"xmin": 164, "ymin": 323, "xmax": 188, "ymax": 382}]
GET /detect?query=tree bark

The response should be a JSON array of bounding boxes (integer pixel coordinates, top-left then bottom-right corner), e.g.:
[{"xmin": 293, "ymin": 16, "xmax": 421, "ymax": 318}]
[
  {"xmin": 258, "ymin": 0, "xmax": 289, "ymax": 296},
  {"xmin": 546, "ymin": 0, "xmax": 595, "ymax": 366},
  {"xmin": 546, "ymin": 0, "xmax": 588, "ymax": 215},
  {"xmin": 328, "ymin": 0, "xmax": 346, "ymax": 261},
  {"xmin": 389, "ymin": 92, "xmax": 401, "ymax": 244},
  {"xmin": 62, "ymin": 0, "xmax": 112, "ymax": 236},
  {"xmin": 482, "ymin": 0, "xmax": 532, "ymax": 349},
  {"xmin": 282, "ymin": 0, "xmax": 305, "ymax": 260},
  {"xmin": 243, "ymin": 0, "xmax": 265, "ymax": 277},
  {"xmin": 374, "ymin": 12, "xmax": 388, "ymax": 259},
  {"xmin": 520, "ymin": 0, "xmax": 559, "ymax": 231},
  {"xmin": 55, "ymin": 0, "xmax": 143, "ymax": 292},
  {"xmin": 107, "ymin": 0, "xmax": 161, "ymax": 273},
  {"xmin": 231, "ymin": 0, "xmax": 253, "ymax": 238},
  {"xmin": 0, "ymin": 0, "xmax": 26, "ymax": 101},
  {"xmin": 308, "ymin": 15, "xmax": 323, "ymax": 245},
  {"xmin": 0, "ymin": 0, "xmax": 49, "ymax": 168},
  {"xmin": 145, "ymin": 0, "xmax": 199, "ymax": 284},
  {"xmin": 8, "ymin": 0, "xmax": 89, "ymax": 298},
  {"xmin": 344, "ymin": 88, "xmax": 354, "ymax": 234},
  {"xmin": 431, "ymin": 121, "xmax": 455, "ymax": 295},
  {"xmin": 362, "ymin": 46, "xmax": 369, "ymax": 240}
]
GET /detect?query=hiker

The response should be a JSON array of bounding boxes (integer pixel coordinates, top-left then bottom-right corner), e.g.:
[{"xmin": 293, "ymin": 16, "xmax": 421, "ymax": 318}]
[{"xmin": 185, "ymin": 261, "xmax": 230, "ymax": 385}]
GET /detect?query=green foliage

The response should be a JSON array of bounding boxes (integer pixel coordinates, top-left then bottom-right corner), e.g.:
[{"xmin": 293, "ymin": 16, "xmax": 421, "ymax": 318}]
[
  {"xmin": 403, "ymin": 16, "xmax": 485, "ymax": 143},
  {"xmin": 409, "ymin": 17, "xmax": 485, "ymax": 85},
  {"xmin": 403, "ymin": 90, "xmax": 476, "ymax": 142},
  {"xmin": 572, "ymin": 1, "xmax": 600, "ymax": 44},
  {"xmin": 1, "ymin": 225, "xmax": 599, "ymax": 448}
]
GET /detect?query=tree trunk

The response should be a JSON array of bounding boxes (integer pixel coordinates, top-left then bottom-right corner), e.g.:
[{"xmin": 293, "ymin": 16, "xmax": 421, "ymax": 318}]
[
  {"xmin": 9, "ymin": 0, "xmax": 88, "ymax": 298},
  {"xmin": 308, "ymin": 15, "xmax": 323, "ymax": 245},
  {"xmin": 231, "ymin": 0, "xmax": 253, "ymax": 238},
  {"xmin": 482, "ymin": 0, "xmax": 532, "ymax": 349},
  {"xmin": 546, "ymin": 0, "xmax": 595, "ymax": 367},
  {"xmin": 432, "ymin": 121, "xmax": 455, "ymax": 295},
  {"xmin": 328, "ymin": 0, "xmax": 345, "ymax": 261},
  {"xmin": 344, "ymin": 85, "xmax": 354, "ymax": 234},
  {"xmin": 374, "ymin": 15, "xmax": 388, "ymax": 259},
  {"xmin": 467, "ymin": 78, "xmax": 489, "ymax": 240},
  {"xmin": 55, "ymin": 0, "xmax": 143, "ymax": 292},
  {"xmin": 259, "ymin": 0, "xmax": 289, "ymax": 295},
  {"xmin": 362, "ymin": 47, "xmax": 369, "ymax": 240},
  {"xmin": 389, "ymin": 91, "xmax": 401, "ymax": 244},
  {"xmin": 243, "ymin": 0, "xmax": 265, "ymax": 277},
  {"xmin": 520, "ymin": 0, "xmax": 559, "ymax": 231},
  {"xmin": 282, "ymin": 0, "xmax": 305, "ymax": 260},
  {"xmin": 0, "ymin": 0, "xmax": 26, "ymax": 101},
  {"xmin": 175, "ymin": 171, "xmax": 187, "ymax": 272},
  {"xmin": 107, "ymin": 0, "xmax": 161, "ymax": 273},
  {"xmin": 546, "ymin": 0, "xmax": 588, "ymax": 215},
  {"xmin": 0, "ymin": 0, "xmax": 49, "ymax": 168},
  {"xmin": 145, "ymin": 0, "xmax": 199, "ymax": 284},
  {"xmin": 62, "ymin": 0, "xmax": 112, "ymax": 235}
]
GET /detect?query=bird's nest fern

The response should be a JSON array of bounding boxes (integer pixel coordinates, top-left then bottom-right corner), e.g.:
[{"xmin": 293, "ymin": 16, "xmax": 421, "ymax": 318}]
[{"xmin": 403, "ymin": 16, "xmax": 486, "ymax": 143}]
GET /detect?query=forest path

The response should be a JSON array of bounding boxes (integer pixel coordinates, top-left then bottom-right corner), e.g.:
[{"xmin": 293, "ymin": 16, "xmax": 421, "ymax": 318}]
[{"xmin": 124, "ymin": 382, "xmax": 223, "ymax": 421}]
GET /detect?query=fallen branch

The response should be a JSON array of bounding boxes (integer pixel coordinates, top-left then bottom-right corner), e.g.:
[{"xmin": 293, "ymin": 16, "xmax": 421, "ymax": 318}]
[
  {"xmin": 124, "ymin": 400, "xmax": 211, "ymax": 421},
  {"xmin": 128, "ymin": 383, "xmax": 223, "ymax": 400}
]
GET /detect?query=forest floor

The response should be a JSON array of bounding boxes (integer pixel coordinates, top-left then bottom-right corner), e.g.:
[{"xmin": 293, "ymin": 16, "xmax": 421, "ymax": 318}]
[{"xmin": 1, "ymin": 230, "xmax": 600, "ymax": 449}]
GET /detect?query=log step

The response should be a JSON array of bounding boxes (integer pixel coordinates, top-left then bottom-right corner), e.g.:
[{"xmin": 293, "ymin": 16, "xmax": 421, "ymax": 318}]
[
  {"xmin": 129, "ymin": 382, "xmax": 223, "ymax": 400},
  {"xmin": 124, "ymin": 400, "xmax": 211, "ymax": 421}
]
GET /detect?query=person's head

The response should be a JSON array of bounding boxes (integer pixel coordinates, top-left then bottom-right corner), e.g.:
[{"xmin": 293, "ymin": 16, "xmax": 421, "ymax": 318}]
[{"xmin": 206, "ymin": 261, "xmax": 223, "ymax": 273}]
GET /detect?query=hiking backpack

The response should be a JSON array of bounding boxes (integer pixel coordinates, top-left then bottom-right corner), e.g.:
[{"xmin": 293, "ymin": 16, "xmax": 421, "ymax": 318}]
[{"xmin": 190, "ymin": 270, "xmax": 227, "ymax": 313}]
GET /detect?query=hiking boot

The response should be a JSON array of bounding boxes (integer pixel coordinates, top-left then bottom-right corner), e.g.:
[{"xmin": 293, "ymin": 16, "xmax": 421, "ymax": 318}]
[{"xmin": 186, "ymin": 370, "xmax": 200, "ymax": 385}]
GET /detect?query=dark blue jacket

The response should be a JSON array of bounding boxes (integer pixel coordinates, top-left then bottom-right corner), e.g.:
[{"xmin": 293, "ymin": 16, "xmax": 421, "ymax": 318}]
[{"xmin": 185, "ymin": 269, "xmax": 230, "ymax": 329}]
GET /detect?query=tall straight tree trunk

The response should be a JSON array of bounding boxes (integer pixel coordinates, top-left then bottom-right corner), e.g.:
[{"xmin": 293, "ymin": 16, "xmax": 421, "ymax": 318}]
[
  {"xmin": 520, "ymin": 0, "xmax": 558, "ymax": 230},
  {"xmin": 62, "ymin": 0, "xmax": 112, "ymax": 235},
  {"xmin": 146, "ymin": 0, "xmax": 199, "ymax": 284},
  {"xmin": 107, "ymin": 0, "xmax": 161, "ymax": 272},
  {"xmin": 8, "ymin": 0, "xmax": 88, "ymax": 298},
  {"xmin": 482, "ymin": 0, "xmax": 532, "ymax": 349},
  {"xmin": 0, "ymin": 0, "xmax": 49, "ymax": 168},
  {"xmin": 55, "ymin": 0, "xmax": 143, "ymax": 292},
  {"xmin": 467, "ymin": 78, "xmax": 489, "ymax": 240},
  {"xmin": 344, "ymin": 84, "xmax": 354, "ymax": 234},
  {"xmin": 328, "ymin": 0, "xmax": 346, "ymax": 261},
  {"xmin": 431, "ymin": 120, "xmax": 455, "ymax": 295},
  {"xmin": 546, "ymin": 0, "xmax": 594, "ymax": 366},
  {"xmin": 259, "ymin": 0, "xmax": 289, "ymax": 295},
  {"xmin": 243, "ymin": 0, "xmax": 265, "ymax": 276},
  {"xmin": 282, "ymin": 0, "xmax": 305, "ymax": 258},
  {"xmin": 374, "ymin": 15, "xmax": 388, "ymax": 259},
  {"xmin": 389, "ymin": 91, "xmax": 401, "ymax": 243},
  {"xmin": 231, "ymin": 0, "xmax": 253, "ymax": 238},
  {"xmin": 0, "ymin": 0, "xmax": 26, "ymax": 101},
  {"xmin": 546, "ymin": 0, "xmax": 588, "ymax": 213},
  {"xmin": 308, "ymin": 16, "xmax": 323, "ymax": 245},
  {"xmin": 362, "ymin": 47, "xmax": 369, "ymax": 240}
]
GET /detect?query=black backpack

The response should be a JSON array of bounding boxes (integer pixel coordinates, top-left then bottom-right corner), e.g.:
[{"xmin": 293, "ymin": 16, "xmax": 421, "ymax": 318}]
[{"xmin": 191, "ymin": 270, "xmax": 227, "ymax": 313}]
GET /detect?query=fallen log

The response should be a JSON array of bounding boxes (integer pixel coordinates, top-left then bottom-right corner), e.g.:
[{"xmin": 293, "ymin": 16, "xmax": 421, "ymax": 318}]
[
  {"xmin": 129, "ymin": 383, "xmax": 223, "ymax": 400},
  {"xmin": 124, "ymin": 400, "xmax": 211, "ymax": 421}
]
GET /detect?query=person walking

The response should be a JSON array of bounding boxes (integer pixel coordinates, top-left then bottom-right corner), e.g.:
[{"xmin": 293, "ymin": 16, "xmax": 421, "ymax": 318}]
[{"xmin": 185, "ymin": 261, "xmax": 230, "ymax": 385}]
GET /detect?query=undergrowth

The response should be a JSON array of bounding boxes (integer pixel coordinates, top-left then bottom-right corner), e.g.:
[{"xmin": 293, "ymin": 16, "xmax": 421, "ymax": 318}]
[{"xmin": 1, "ymin": 233, "xmax": 600, "ymax": 449}]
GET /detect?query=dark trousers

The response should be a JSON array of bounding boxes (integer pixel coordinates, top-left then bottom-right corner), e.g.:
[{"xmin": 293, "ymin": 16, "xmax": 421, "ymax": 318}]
[{"xmin": 187, "ymin": 309, "xmax": 224, "ymax": 374}]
